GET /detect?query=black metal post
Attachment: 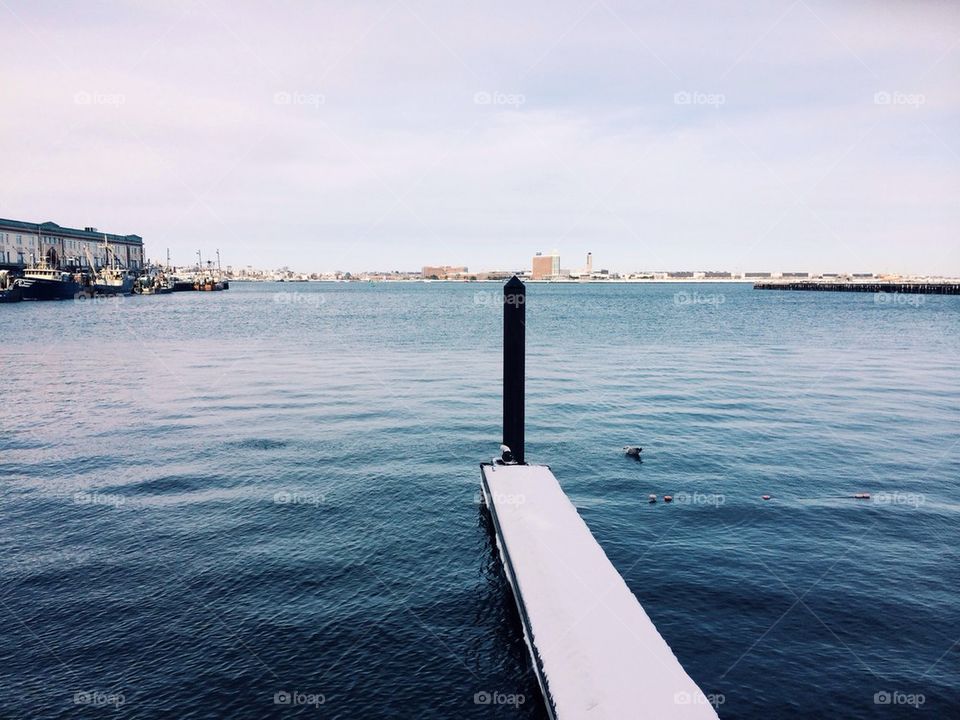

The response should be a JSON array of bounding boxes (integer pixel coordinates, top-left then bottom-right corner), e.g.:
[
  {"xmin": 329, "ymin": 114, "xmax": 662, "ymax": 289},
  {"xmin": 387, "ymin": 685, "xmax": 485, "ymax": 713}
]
[{"xmin": 503, "ymin": 276, "xmax": 526, "ymax": 464}]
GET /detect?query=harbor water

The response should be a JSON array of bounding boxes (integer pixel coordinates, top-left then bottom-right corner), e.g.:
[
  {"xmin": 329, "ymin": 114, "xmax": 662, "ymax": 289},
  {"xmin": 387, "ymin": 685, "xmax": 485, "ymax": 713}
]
[{"xmin": 1, "ymin": 282, "xmax": 958, "ymax": 718}]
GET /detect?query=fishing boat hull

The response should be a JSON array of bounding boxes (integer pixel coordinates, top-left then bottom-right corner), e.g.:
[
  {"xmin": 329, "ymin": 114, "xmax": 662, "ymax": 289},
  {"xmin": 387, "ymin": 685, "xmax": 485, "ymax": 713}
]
[
  {"xmin": 16, "ymin": 276, "xmax": 83, "ymax": 301},
  {"xmin": 92, "ymin": 275, "xmax": 135, "ymax": 296},
  {"xmin": 0, "ymin": 286, "xmax": 22, "ymax": 303}
]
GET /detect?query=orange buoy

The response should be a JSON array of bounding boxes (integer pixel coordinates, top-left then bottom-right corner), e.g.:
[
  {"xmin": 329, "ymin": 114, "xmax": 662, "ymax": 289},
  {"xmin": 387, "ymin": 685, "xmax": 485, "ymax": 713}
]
[
  {"xmin": 762, "ymin": 495, "xmax": 771, "ymax": 501},
  {"xmin": 663, "ymin": 495, "xmax": 673, "ymax": 503}
]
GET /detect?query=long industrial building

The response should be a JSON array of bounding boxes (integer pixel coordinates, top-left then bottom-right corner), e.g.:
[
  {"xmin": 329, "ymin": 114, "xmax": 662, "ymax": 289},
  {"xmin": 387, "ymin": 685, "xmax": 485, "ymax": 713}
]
[{"xmin": 0, "ymin": 218, "xmax": 144, "ymax": 271}]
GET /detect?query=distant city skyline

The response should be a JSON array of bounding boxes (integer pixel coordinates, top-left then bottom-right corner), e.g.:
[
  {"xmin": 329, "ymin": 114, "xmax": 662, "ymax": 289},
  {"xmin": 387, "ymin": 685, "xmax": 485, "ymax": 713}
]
[{"xmin": 1, "ymin": 1, "xmax": 957, "ymax": 275}]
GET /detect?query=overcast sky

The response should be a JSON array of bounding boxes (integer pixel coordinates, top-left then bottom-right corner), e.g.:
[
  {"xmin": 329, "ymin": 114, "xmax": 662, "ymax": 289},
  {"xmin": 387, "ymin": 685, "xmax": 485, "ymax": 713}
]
[{"xmin": 1, "ymin": 0, "xmax": 957, "ymax": 274}]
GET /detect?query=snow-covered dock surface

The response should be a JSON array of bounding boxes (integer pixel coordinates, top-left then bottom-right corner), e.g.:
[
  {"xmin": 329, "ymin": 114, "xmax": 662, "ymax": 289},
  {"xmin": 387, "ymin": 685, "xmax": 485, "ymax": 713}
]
[{"xmin": 481, "ymin": 463, "xmax": 719, "ymax": 720}]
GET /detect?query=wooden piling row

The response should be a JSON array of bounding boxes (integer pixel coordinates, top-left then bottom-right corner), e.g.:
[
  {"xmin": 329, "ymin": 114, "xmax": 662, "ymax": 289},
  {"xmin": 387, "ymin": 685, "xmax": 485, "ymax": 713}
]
[{"xmin": 754, "ymin": 280, "xmax": 960, "ymax": 294}]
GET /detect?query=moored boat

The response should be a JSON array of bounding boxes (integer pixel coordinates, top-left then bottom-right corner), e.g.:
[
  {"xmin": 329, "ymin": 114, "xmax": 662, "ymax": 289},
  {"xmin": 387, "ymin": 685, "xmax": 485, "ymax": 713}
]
[
  {"xmin": 15, "ymin": 263, "xmax": 83, "ymax": 300},
  {"xmin": 0, "ymin": 270, "xmax": 22, "ymax": 303},
  {"xmin": 93, "ymin": 267, "xmax": 135, "ymax": 296}
]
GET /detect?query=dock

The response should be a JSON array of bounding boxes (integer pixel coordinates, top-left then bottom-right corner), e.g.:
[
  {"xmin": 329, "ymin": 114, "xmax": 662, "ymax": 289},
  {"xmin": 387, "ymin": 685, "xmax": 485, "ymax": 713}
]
[
  {"xmin": 481, "ymin": 277, "xmax": 718, "ymax": 719},
  {"xmin": 481, "ymin": 463, "xmax": 718, "ymax": 719},
  {"xmin": 754, "ymin": 279, "xmax": 960, "ymax": 294}
]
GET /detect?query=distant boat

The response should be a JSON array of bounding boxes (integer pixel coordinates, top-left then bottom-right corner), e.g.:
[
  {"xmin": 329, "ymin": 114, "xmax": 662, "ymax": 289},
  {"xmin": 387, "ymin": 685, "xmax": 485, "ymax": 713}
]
[
  {"xmin": 94, "ymin": 237, "xmax": 134, "ymax": 295},
  {"xmin": 0, "ymin": 270, "xmax": 22, "ymax": 303},
  {"xmin": 171, "ymin": 276, "xmax": 195, "ymax": 292},
  {"xmin": 92, "ymin": 266, "xmax": 135, "ymax": 296},
  {"xmin": 137, "ymin": 274, "xmax": 157, "ymax": 295}
]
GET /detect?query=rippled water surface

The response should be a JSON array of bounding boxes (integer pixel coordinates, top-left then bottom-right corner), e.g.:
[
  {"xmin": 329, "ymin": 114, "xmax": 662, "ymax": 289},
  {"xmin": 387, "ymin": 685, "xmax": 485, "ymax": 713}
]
[{"xmin": 2, "ymin": 282, "xmax": 958, "ymax": 719}]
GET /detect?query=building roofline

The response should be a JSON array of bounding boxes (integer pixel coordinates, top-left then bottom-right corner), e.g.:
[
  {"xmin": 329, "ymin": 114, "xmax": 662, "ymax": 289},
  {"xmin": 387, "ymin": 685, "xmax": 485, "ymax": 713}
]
[{"xmin": 0, "ymin": 217, "xmax": 143, "ymax": 245}]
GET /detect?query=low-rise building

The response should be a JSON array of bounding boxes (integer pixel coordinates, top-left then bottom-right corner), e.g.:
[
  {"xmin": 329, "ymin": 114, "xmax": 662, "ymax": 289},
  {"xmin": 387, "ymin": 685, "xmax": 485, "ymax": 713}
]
[
  {"xmin": 0, "ymin": 218, "xmax": 144, "ymax": 271},
  {"xmin": 422, "ymin": 265, "xmax": 468, "ymax": 279}
]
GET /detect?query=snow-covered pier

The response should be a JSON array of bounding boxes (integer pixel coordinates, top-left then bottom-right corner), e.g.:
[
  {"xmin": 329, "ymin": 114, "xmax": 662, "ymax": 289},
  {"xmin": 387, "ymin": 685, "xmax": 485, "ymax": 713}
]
[
  {"xmin": 482, "ymin": 277, "xmax": 718, "ymax": 719},
  {"xmin": 480, "ymin": 463, "xmax": 718, "ymax": 719}
]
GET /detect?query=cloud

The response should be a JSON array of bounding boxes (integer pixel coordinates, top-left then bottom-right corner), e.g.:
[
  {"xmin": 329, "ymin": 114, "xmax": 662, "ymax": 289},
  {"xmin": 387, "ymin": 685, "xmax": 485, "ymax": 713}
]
[{"xmin": 0, "ymin": 0, "xmax": 957, "ymax": 273}]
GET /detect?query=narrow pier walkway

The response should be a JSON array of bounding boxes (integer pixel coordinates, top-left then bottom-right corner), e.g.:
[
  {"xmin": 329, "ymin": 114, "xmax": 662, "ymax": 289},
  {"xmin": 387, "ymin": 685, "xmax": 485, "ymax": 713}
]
[{"xmin": 481, "ymin": 463, "xmax": 719, "ymax": 720}]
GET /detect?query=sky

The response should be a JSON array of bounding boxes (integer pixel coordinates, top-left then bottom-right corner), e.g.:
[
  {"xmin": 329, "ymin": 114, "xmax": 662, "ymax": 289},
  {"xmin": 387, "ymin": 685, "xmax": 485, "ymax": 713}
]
[{"xmin": 0, "ymin": 0, "xmax": 957, "ymax": 275}]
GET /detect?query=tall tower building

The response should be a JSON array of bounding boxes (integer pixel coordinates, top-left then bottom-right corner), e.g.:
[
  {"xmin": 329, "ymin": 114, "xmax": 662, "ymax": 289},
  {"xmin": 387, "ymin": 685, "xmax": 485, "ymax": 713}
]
[
  {"xmin": 586, "ymin": 252, "xmax": 593, "ymax": 275},
  {"xmin": 532, "ymin": 249, "xmax": 561, "ymax": 280}
]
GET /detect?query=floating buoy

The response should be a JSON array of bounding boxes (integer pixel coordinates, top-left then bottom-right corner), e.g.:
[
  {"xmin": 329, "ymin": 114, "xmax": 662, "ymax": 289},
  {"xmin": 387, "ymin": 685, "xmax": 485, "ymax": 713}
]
[
  {"xmin": 648, "ymin": 494, "xmax": 657, "ymax": 503},
  {"xmin": 663, "ymin": 495, "xmax": 673, "ymax": 503},
  {"xmin": 853, "ymin": 493, "xmax": 870, "ymax": 500},
  {"xmin": 762, "ymin": 495, "xmax": 771, "ymax": 501}
]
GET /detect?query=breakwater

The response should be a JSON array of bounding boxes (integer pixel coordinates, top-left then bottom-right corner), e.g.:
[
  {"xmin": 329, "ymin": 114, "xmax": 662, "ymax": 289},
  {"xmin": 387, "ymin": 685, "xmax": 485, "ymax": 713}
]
[{"xmin": 754, "ymin": 280, "xmax": 960, "ymax": 294}]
